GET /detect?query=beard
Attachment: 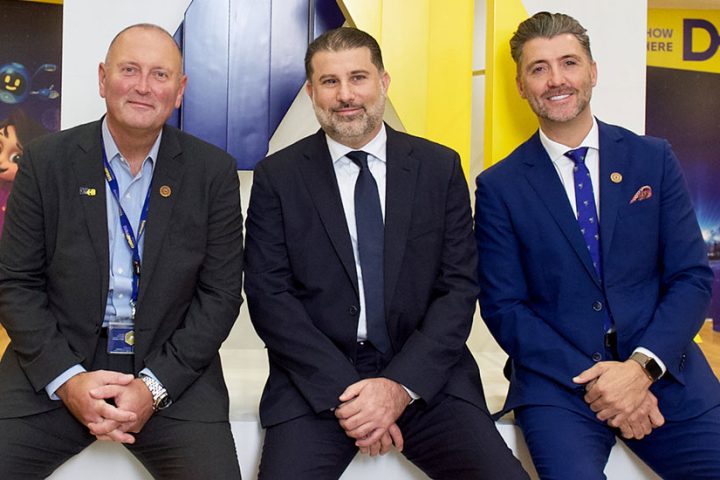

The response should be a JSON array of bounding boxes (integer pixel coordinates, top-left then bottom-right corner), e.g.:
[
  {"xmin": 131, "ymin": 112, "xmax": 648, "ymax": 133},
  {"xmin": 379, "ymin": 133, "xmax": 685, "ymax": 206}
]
[
  {"xmin": 526, "ymin": 82, "xmax": 593, "ymax": 124},
  {"xmin": 312, "ymin": 87, "xmax": 386, "ymax": 145}
]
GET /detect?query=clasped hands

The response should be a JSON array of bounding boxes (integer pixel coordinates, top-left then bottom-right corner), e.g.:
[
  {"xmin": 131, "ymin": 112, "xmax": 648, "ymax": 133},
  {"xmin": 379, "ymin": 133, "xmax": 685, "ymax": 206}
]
[
  {"xmin": 334, "ymin": 378, "xmax": 411, "ymax": 457},
  {"xmin": 56, "ymin": 370, "xmax": 155, "ymax": 444},
  {"xmin": 573, "ymin": 360, "xmax": 665, "ymax": 440}
]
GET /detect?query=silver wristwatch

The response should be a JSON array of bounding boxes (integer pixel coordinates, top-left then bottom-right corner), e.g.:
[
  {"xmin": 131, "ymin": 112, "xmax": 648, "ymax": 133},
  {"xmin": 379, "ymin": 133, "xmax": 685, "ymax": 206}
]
[{"xmin": 140, "ymin": 374, "xmax": 172, "ymax": 411}]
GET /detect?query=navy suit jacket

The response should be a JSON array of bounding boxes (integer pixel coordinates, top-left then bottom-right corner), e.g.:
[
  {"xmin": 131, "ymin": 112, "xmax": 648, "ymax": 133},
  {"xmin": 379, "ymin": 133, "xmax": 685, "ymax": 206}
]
[
  {"xmin": 244, "ymin": 126, "xmax": 487, "ymax": 427},
  {"xmin": 475, "ymin": 120, "xmax": 720, "ymax": 421},
  {"xmin": 0, "ymin": 120, "xmax": 244, "ymax": 422}
]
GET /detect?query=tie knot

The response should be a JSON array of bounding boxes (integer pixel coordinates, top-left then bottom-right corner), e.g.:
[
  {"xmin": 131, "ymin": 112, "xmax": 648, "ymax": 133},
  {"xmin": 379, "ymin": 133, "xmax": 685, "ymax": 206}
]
[
  {"xmin": 346, "ymin": 150, "xmax": 369, "ymax": 169},
  {"xmin": 565, "ymin": 147, "xmax": 589, "ymax": 165}
]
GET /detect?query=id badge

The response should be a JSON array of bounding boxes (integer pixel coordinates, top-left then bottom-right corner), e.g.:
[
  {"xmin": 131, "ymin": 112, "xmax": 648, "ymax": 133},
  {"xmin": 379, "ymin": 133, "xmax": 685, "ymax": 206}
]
[{"xmin": 107, "ymin": 321, "xmax": 135, "ymax": 354}]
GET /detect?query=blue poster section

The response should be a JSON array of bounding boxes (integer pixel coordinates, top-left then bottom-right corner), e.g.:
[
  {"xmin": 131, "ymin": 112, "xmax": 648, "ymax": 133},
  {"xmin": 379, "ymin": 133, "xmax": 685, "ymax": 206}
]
[{"xmin": 174, "ymin": 0, "xmax": 344, "ymax": 170}]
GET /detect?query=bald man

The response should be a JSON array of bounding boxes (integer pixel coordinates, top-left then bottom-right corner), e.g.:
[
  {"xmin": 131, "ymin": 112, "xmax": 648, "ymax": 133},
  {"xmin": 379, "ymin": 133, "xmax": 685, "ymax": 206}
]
[{"xmin": 0, "ymin": 24, "xmax": 243, "ymax": 479}]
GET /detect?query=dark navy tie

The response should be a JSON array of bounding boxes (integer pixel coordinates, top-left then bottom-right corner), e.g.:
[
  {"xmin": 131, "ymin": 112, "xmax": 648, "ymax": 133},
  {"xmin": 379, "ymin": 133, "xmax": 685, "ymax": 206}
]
[
  {"xmin": 346, "ymin": 151, "xmax": 391, "ymax": 353},
  {"xmin": 566, "ymin": 147, "xmax": 614, "ymax": 334}
]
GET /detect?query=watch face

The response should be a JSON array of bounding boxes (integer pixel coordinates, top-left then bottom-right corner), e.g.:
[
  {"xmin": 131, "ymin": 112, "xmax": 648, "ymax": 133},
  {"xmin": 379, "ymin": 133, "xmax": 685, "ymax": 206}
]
[
  {"xmin": 645, "ymin": 359, "xmax": 662, "ymax": 381},
  {"xmin": 157, "ymin": 395, "xmax": 172, "ymax": 410}
]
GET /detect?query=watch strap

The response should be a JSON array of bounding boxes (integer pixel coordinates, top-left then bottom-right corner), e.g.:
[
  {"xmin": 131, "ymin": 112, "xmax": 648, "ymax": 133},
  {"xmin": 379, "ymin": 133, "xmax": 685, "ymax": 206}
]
[
  {"xmin": 140, "ymin": 374, "xmax": 172, "ymax": 411},
  {"xmin": 630, "ymin": 352, "xmax": 662, "ymax": 382}
]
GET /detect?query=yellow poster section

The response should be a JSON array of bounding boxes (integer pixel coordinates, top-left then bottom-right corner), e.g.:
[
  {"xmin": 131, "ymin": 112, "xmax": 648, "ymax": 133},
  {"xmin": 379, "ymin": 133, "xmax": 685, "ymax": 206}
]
[
  {"xmin": 484, "ymin": 0, "xmax": 536, "ymax": 167},
  {"xmin": 648, "ymin": 9, "xmax": 720, "ymax": 74},
  {"xmin": 338, "ymin": 0, "xmax": 474, "ymax": 177}
]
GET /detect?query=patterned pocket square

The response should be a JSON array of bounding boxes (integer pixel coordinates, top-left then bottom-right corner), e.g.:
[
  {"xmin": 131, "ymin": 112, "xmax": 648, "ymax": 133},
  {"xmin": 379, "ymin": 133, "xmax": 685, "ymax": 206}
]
[{"xmin": 629, "ymin": 185, "xmax": 652, "ymax": 204}]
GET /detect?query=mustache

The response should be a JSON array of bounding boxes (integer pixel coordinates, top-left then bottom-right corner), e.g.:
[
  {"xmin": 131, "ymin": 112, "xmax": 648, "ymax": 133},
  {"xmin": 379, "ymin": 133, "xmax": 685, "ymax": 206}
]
[
  {"xmin": 543, "ymin": 88, "xmax": 576, "ymax": 97},
  {"xmin": 332, "ymin": 103, "xmax": 365, "ymax": 112}
]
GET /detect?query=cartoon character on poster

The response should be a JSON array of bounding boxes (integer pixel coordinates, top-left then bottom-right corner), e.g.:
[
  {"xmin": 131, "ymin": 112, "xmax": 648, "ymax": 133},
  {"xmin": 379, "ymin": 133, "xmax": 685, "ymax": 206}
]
[{"xmin": 0, "ymin": 109, "xmax": 47, "ymax": 235}]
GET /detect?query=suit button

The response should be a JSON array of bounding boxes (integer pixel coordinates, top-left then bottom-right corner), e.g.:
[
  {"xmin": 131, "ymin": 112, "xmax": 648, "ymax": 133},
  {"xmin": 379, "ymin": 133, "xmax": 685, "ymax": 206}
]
[
  {"xmin": 348, "ymin": 306, "xmax": 359, "ymax": 315},
  {"xmin": 592, "ymin": 352, "xmax": 602, "ymax": 362},
  {"xmin": 592, "ymin": 301, "xmax": 603, "ymax": 312}
]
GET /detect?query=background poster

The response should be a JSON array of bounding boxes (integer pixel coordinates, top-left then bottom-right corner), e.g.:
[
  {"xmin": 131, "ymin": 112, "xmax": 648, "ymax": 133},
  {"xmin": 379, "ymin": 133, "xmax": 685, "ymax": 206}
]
[
  {"xmin": 0, "ymin": 0, "xmax": 62, "ymax": 235},
  {"xmin": 646, "ymin": 8, "xmax": 720, "ymax": 330}
]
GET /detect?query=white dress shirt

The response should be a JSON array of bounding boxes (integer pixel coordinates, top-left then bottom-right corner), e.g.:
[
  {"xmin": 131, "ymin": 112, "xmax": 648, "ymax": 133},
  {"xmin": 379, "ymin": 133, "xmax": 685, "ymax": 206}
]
[
  {"xmin": 326, "ymin": 125, "xmax": 418, "ymax": 400},
  {"xmin": 326, "ymin": 125, "xmax": 387, "ymax": 343}
]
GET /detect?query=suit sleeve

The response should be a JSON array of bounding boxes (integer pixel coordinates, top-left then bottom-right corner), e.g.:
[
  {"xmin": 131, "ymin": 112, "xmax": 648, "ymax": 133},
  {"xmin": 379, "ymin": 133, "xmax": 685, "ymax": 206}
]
[
  {"xmin": 0, "ymin": 146, "xmax": 84, "ymax": 391},
  {"xmin": 142, "ymin": 155, "xmax": 244, "ymax": 400},
  {"xmin": 243, "ymin": 162, "xmax": 360, "ymax": 413},
  {"xmin": 633, "ymin": 141, "xmax": 712, "ymax": 377},
  {"xmin": 381, "ymin": 155, "xmax": 479, "ymax": 402},
  {"xmin": 474, "ymin": 172, "xmax": 593, "ymax": 390}
]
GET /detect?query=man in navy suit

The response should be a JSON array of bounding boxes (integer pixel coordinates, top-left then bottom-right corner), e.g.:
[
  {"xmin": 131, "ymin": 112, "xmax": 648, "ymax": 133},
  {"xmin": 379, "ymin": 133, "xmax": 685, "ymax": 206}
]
[
  {"xmin": 475, "ymin": 11, "xmax": 720, "ymax": 479},
  {"xmin": 244, "ymin": 27, "xmax": 528, "ymax": 479}
]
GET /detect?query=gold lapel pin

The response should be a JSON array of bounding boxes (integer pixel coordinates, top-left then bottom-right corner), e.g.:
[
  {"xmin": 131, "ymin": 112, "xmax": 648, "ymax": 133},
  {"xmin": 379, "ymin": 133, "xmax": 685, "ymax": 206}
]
[
  {"xmin": 159, "ymin": 185, "xmax": 172, "ymax": 198},
  {"xmin": 610, "ymin": 172, "xmax": 622, "ymax": 184},
  {"xmin": 79, "ymin": 187, "xmax": 96, "ymax": 196}
]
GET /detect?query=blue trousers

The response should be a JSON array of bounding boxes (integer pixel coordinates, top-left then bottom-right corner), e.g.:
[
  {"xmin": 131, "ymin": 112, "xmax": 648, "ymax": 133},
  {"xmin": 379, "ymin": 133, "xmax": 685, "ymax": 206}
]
[{"xmin": 516, "ymin": 404, "xmax": 720, "ymax": 480}]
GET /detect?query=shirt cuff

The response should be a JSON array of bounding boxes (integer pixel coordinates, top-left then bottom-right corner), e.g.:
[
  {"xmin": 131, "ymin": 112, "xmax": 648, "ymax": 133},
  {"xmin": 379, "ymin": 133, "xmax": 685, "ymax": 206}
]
[
  {"xmin": 139, "ymin": 367, "xmax": 163, "ymax": 385},
  {"xmin": 45, "ymin": 364, "xmax": 87, "ymax": 400},
  {"xmin": 633, "ymin": 347, "xmax": 667, "ymax": 377},
  {"xmin": 402, "ymin": 385, "xmax": 420, "ymax": 404}
]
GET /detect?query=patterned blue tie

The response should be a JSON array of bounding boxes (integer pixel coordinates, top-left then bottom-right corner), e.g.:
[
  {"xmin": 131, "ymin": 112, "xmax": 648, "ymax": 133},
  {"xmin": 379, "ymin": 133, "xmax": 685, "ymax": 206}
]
[
  {"xmin": 565, "ymin": 147, "xmax": 602, "ymax": 279},
  {"xmin": 346, "ymin": 151, "xmax": 391, "ymax": 353},
  {"xmin": 566, "ymin": 148, "xmax": 614, "ymax": 335}
]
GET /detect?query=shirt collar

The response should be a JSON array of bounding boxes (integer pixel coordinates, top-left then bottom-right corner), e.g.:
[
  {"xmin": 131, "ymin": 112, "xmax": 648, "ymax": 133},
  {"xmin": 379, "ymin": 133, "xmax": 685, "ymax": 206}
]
[
  {"xmin": 101, "ymin": 117, "xmax": 161, "ymax": 169},
  {"xmin": 326, "ymin": 123, "xmax": 387, "ymax": 165},
  {"xmin": 539, "ymin": 117, "xmax": 599, "ymax": 163}
]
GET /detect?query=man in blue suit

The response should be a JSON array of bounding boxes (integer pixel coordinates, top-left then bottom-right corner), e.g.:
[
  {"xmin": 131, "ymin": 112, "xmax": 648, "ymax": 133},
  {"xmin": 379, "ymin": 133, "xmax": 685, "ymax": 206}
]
[{"xmin": 475, "ymin": 11, "xmax": 720, "ymax": 479}]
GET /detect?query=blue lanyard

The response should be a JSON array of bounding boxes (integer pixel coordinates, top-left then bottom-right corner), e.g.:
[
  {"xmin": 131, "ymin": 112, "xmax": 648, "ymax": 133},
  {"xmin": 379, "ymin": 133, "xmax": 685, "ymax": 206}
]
[{"xmin": 101, "ymin": 144, "xmax": 152, "ymax": 319}]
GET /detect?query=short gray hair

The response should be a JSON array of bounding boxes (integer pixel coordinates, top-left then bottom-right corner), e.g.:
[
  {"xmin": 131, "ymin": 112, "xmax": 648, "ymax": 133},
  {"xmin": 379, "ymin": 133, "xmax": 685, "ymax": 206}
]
[{"xmin": 510, "ymin": 12, "xmax": 592, "ymax": 66}]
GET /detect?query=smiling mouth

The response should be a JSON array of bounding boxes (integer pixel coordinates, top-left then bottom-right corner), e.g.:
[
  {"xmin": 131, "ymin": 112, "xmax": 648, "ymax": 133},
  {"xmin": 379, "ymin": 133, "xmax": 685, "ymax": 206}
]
[
  {"xmin": 127, "ymin": 101, "xmax": 155, "ymax": 110},
  {"xmin": 545, "ymin": 90, "xmax": 574, "ymax": 102},
  {"xmin": 5, "ymin": 86, "xmax": 16, "ymax": 91}
]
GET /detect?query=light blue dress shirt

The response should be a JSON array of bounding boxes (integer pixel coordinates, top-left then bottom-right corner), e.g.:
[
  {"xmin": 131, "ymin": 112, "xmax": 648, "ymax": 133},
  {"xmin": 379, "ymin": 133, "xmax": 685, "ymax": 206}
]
[{"xmin": 45, "ymin": 119, "xmax": 161, "ymax": 399}]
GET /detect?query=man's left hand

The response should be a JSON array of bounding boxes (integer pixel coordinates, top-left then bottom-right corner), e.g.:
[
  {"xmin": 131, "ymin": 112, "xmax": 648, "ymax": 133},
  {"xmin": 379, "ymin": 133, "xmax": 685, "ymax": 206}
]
[
  {"xmin": 573, "ymin": 360, "xmax": 652, "ymax": 424},
  {"xmin": 335, "ymin": 378, "xmax": 411, "ymax": 447}
]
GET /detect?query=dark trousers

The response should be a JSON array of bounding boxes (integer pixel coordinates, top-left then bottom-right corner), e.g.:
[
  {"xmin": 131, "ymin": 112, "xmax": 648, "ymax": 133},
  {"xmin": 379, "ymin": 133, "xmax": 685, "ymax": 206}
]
[
  {"xmin": 258, "ymin": 342, "xmax": 529, "ymax": 480},
  {"xmin": 0, "ymin": 338, "xmax": 241, "ymax": 480},
  {"xmin": 516, "ymin": 403, "xmax": 720, "ymax": 480}
]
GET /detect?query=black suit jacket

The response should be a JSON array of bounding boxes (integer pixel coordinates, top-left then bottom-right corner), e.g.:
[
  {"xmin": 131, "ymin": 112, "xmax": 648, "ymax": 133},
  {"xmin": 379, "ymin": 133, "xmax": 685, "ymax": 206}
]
[
  {"xmin": 244, "ymin": 126, "xmax": 486, "ymax": 427},
  {"xmin": 0, "ymin": 120, "xmax": 244, "ymax": 422}
]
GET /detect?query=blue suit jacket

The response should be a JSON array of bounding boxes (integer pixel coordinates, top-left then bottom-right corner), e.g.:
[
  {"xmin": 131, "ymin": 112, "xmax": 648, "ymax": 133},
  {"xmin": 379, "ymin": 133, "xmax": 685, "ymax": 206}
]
[{"xmin": 475, "ymin": 120, "xmax": 720, "ymax": 421}]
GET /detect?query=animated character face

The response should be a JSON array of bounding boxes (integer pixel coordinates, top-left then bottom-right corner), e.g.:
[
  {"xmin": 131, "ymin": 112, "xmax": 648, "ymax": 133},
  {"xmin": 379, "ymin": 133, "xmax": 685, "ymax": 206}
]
[
  {"xmin": 0, "ymin": 63, "xmax": 30, "ymax": 104},
  {"xmin": 0, "ymin": 124, "xmax": 21, "ymax": 182}
]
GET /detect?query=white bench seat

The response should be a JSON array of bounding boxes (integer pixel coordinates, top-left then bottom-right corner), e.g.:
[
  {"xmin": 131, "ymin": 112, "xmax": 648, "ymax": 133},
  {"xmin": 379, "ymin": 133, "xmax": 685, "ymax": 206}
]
[{"xmin": 49, "ymin": 349, "xmax": 659, "ymax": 479}]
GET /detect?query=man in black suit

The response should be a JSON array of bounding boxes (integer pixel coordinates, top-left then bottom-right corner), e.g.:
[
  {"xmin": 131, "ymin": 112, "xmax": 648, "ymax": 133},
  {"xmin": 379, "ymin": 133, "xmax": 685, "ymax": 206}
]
[
  {"xmin": 244, "ymin": 27, "xmax": 527, "ymax": 479},
  {"xmin": 0, "ymin": 24, "xmax": 243, "ymax": 479}
]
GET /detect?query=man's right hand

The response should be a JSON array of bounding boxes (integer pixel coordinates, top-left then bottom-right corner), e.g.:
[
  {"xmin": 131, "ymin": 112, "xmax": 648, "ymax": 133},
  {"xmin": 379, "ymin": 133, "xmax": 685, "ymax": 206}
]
[{"xmin": 56, "ymin": 370, "xmax": 137, "ymax": 443}]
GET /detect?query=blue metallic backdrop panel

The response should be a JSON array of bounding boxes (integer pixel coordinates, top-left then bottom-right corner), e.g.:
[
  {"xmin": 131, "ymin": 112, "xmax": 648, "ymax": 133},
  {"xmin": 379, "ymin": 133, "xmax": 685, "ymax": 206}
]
[{"xmin": 174, "ymin": 0, "xmax": 344, "ymax": 170}]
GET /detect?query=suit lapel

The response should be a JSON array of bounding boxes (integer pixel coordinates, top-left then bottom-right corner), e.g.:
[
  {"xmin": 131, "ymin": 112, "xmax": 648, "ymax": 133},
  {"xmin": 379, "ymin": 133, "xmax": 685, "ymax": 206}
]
[
  {"xmin": 598, "ymin": 121, "xmax": 629, "ymax": 264},
  {"xmin": 73, "ymin": 121, "xmax": 110, "ymax": 298},
  {"xmin": 383, "ymin": 127, "xmax": 418, "ymax": 311},
  {"xmin": 522, "ymin": 133, "xmax": 601, "ymax": 285},
  {"xmin": 136, "ymin": 125, "xmax": 185, "ymax": 305},
  {"xmin": 298, "ymin": 131, "xmax": 359, "ymax": 294}
]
